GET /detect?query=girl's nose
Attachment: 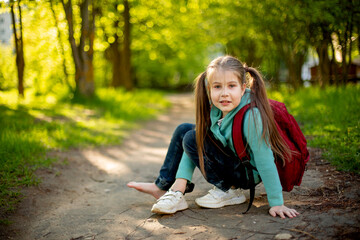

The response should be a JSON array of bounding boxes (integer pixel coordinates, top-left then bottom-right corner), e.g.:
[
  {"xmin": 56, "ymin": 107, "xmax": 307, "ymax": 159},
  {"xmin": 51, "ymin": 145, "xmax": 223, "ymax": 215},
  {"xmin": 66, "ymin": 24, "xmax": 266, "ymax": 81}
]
[{"xmin": 221, "ymin": 87, "xmax": 229, "ymax": 96}]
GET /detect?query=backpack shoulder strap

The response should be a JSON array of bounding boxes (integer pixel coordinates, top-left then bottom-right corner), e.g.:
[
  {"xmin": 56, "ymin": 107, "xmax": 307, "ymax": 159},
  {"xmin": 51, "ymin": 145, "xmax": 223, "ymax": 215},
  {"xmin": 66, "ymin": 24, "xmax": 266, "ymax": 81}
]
[
  {"xmin": 232, "ymin": 103, "xmax": 251, "ymax": 161},
  {"xmin": 232, "ymin": 103, "xmax": 257, "ymax": 214}
]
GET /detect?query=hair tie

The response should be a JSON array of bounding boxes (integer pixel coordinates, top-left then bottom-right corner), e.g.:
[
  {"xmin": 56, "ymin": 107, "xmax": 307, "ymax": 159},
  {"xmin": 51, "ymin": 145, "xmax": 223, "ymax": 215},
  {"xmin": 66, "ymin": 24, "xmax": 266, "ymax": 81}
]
[{"xmin": 244, "ymin": 66, "xmax": 249, "ymax": 72}]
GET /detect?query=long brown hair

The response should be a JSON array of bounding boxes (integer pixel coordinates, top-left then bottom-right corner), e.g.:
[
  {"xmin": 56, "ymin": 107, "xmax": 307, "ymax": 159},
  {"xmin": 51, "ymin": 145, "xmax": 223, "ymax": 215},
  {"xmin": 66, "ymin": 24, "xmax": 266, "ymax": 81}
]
[{"xmin": 194, "ymin": 56, "xmax": 291, "ymax": 175}]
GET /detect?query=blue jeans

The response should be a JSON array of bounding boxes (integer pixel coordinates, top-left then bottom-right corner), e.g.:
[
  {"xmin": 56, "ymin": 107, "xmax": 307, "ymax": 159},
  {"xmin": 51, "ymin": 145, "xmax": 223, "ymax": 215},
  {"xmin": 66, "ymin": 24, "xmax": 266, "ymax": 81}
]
[
  {"xmin": 155, "ymin": 123, "xmax": 195, "ymax": 191},
  {"xmin": 155, "ymin": 123, "xmax": 247, "ymax": 192},
  {"xmin": 183, "ymin": 129, "xmax": 248, "ymax": 192}
]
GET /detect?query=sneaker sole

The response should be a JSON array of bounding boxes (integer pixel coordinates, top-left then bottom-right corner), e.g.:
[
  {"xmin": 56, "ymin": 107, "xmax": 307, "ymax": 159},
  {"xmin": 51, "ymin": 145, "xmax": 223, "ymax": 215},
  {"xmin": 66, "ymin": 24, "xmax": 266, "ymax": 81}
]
[
  {"xmin": 151, "ymin": 201, "xmax": 189, "ymax": 214},
  {"xmin": 195, "ymin": 196, "xmax": 246, "ymax": 209}
]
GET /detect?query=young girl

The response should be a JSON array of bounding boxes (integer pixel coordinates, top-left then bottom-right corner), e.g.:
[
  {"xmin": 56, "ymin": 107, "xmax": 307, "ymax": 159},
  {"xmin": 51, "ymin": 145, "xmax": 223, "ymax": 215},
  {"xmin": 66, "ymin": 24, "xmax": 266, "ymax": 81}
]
[{"xmin": 128, "ymin": 56, "xmax": 299, "ymax": 219}]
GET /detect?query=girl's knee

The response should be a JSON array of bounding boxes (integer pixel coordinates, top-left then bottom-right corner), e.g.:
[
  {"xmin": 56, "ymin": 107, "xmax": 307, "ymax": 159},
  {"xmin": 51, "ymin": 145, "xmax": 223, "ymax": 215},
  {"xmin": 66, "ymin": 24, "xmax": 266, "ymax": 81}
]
[
  {"xmin": 183, "ymin": 130, "xmax": 200, "ymax": 167},
  {"xmin": 173, "ymin": 123, "xmax": 194, "ymax": 138},
  {"xmin": 183, "ymin": 130, "xmax": 197, "ymax": 152}
]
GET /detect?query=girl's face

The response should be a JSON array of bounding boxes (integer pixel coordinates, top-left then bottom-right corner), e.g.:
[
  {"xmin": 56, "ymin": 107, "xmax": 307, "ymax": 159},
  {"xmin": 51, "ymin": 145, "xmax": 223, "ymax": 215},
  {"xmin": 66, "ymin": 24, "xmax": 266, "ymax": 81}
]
[{"xmin": 209, "ymin": 70, "xmax": 246, "ymax": 118}]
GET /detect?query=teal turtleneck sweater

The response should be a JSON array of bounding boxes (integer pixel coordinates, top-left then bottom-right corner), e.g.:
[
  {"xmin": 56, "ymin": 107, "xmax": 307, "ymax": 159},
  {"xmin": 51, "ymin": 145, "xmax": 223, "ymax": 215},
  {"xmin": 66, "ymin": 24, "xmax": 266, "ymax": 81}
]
[{"xmin": 176, "ymin": 89, "xmax": 284, "ymax": 207}]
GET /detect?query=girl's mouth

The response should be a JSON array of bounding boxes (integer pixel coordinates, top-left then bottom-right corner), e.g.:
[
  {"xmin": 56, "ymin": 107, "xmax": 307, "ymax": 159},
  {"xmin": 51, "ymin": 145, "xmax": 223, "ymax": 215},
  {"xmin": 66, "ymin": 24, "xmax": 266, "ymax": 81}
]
[{"xmin": 220, "ymin": 100, "xmax": 231, "ymax": 106}]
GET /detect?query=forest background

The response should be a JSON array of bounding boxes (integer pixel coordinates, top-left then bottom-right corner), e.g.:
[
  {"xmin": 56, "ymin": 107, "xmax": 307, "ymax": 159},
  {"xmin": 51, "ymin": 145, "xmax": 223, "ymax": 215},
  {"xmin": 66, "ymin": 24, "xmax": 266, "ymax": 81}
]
[{"xmin": 0, "ymin": 0, "xmax": 359, "ymax": 219}]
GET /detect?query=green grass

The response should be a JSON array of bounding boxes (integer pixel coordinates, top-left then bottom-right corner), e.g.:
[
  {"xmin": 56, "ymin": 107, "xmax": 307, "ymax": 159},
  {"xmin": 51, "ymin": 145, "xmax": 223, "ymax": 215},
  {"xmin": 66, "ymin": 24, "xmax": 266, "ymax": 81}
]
[
  {"xmin": 268, "ymin": 85, "xmax": 360, "ymax": 174},
  {"xmin": 0, "ymin": 88, "xmax": 170, "ymax": 217}
]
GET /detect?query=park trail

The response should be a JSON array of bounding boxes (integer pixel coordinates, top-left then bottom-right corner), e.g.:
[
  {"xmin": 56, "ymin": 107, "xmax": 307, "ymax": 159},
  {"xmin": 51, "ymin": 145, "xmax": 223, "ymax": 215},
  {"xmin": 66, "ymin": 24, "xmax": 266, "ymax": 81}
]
[{"xmin": 1, "ymin": 93, "xmax": 360, "ymax": 240}]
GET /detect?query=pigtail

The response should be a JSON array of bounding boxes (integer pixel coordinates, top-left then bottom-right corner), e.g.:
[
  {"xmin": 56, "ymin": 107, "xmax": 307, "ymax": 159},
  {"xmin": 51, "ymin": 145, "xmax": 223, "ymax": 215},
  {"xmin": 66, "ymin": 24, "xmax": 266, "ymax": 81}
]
[
  {"xmin": 194, "ymin": 72, "xmax": 211, "ymax": 175},
  {"xmin": 246, "ymin": 67, "xmax": 292, "ymax": 166}
]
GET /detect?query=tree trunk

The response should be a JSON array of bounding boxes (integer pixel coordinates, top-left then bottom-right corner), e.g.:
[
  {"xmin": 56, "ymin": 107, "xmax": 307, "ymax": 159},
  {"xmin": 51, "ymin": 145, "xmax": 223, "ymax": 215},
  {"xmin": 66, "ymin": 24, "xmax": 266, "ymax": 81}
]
[
  {"xmin": 316, "ymin": 37, "xmax": 331, "ymax": 87},
  {"xmin": 108, "ymin": 0, "xmax": 133, "ymax": 90},
  {"xmin": 358, "ymin": 21, "xmax": 360, "ymax": 55},
  {"xmin": 340, "ymin": 33, "xmax": 348, "ymax": 85},
  {"xmin": 49, "ymin": 0, "xmax": 72, "ymax": 92},
  {"xmin": 109, "ymin": 34, "xmax": 123, "ymax": 87},
  {"xmin": 269, "ymin": 28, "xmax": 305, "ymax": 90},
  {"xmin": 271, "ymin": 59, "xmax": 281, "ymax": 90},
  {"xmin": 122, "ymin": 0, "xmax": 132, "ymax": 90},
  {"xmin": 10, "ymin": 0, "xmax": 25, "ymax": 98},
  {"xmin": 329, "ymin": 38, "xmax": 340, "ymax": 85},
  {"xmin": 79, "ymin": 0, "xmax": 95, "ymax": 96},
  {"xmin": 286, "ymin": 52, "xmax": 305, "ymax": 89},
  {"xmin": 347, "ymin": 11, "xmax": 353, "ymax": 84},
  {"xmin": 61, "ymin": 0, "xmax": 95, "ymax": 98}
]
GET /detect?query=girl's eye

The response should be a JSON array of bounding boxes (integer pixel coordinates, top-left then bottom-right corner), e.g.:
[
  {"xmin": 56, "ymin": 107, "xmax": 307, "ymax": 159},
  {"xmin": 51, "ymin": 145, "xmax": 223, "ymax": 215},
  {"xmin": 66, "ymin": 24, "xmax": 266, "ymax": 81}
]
[
  {"xmin": 213, "ymin": 85, "xmax": 221, "ymax": 89},
  {"xmin": 229, "ymin": 84, "xmax": 236, "ymax": 88}
]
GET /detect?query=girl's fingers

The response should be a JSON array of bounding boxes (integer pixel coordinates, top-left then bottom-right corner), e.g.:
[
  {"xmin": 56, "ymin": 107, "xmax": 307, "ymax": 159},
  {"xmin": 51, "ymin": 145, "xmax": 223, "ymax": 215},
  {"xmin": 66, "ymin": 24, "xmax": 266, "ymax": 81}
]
[
  {"xmin": 289, "ymin": 208, "xmax": 300, "ymax": 216},
  {"xmin": 269, "ymin": 206, "xmax": 300, "ymax": 218},
  {"xmin": 269, "ymin": 208, "xmax": 276, "ymax": 217},
  {"xmin": 285, "ymin": 211, "xmax": 295, "ymax": 218},
  {"xmin": 286, "ymin": 209, "xmax": 299, "ymax": 218}
]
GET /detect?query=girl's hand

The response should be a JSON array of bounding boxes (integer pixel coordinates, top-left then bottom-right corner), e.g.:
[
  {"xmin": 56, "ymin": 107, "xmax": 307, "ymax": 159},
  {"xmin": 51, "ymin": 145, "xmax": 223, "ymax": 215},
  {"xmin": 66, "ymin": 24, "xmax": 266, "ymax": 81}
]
[{"xmin": 269, "ymin": 205, "xmax": 299, "ymax": 219}]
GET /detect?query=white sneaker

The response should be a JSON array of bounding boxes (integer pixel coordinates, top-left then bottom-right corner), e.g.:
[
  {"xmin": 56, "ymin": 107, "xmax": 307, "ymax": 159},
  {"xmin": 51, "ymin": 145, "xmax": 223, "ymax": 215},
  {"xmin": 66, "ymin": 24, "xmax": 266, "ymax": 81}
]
[
  {"xmin": 151, "ymin": 190, "xmax": 188, "ymax": 214},
  {"xmin": 195, "ymin": 187, "xmax": 246, "ymax": 208}
]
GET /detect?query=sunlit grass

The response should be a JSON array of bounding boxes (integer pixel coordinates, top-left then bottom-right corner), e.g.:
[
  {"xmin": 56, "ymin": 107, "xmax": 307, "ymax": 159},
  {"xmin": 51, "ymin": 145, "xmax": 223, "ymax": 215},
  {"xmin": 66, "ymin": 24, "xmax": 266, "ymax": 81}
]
[
  {"xmin": 0, "ymin": 88, "xmax": 170, "ymax": 216},
  {"xmin": 268, "ymin": 85, "xmax": 360, "ymax": 174}
]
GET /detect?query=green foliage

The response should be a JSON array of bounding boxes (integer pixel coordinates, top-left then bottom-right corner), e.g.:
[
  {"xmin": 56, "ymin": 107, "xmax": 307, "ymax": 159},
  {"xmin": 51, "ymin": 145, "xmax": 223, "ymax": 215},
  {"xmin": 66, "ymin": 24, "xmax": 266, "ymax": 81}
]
[
  {"xmin": 23, "ymin": 2, "xmax": 74, "ymax": 94},
  {"xmin": 0, "ymin": 88, "xmax": 170, "ymax": 216},
  {"xmin": 130, "ymin": 0, "xmax": 213, "ymax": 88},
  {"xmin": 268, "ymin": 85, "xmax": 360, "ymax": 174},
  {"xmin": 0, "ymin": 45, "xmax": 17, "ymax": 90},
  {"xmin": 1, "ymin": 0, "xmax": 359, "ymax": 93}
]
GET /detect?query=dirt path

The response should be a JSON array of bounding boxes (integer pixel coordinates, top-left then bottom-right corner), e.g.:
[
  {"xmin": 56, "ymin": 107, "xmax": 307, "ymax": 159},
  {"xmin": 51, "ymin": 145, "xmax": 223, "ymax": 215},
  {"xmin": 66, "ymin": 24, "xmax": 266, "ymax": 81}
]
[{"xmin": 1, "ymin": 93, "xmax": 360, "ymax": 240}]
